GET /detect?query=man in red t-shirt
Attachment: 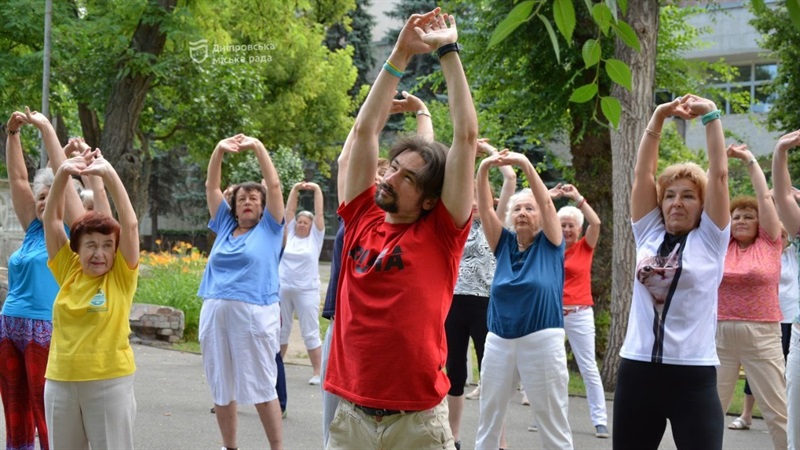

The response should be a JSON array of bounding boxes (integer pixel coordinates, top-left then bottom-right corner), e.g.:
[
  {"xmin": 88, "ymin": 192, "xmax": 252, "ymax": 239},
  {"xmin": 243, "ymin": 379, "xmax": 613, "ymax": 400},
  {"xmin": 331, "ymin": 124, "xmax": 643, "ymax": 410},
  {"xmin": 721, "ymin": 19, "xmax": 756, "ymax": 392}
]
[{"xmin": 323, "ymin": 7, "xmax": 477, "ymax": 450}]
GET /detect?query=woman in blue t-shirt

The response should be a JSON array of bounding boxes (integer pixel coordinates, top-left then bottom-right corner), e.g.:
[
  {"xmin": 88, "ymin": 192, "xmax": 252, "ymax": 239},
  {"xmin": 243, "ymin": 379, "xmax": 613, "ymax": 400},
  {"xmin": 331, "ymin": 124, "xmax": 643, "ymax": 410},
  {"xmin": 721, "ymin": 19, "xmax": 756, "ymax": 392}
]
[
  {"xmin": 198, "ymin": 134, "xmax": 285, "ymax": 450},
  {"xmin": 0, "ymin": 110, "xmax": 86, "ymax": 449},
  {"xmin": 473, "ymin": 149, "xmax": 572, "ymax": 450}
]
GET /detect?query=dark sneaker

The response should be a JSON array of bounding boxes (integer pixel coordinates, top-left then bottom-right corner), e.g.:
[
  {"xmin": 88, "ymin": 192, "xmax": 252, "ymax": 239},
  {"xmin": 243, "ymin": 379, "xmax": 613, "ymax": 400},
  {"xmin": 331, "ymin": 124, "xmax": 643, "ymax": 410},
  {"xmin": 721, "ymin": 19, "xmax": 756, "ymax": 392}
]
[{"xmin": 595, "ymin": 424, "xmax": 610, "ymax": 438}]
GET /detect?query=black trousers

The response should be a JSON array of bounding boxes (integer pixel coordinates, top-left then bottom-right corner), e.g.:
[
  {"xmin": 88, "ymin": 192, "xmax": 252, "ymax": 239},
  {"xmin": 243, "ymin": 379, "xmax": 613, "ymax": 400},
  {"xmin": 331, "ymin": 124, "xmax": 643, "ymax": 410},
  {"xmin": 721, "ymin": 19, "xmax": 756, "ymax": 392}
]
[
  {"xmin": 613, "ymin": 358, "xmax": 723, "ymax": 450},
  {"xmin": 444, "ymin": 294, "xmax": 489, "ymax": 396}
]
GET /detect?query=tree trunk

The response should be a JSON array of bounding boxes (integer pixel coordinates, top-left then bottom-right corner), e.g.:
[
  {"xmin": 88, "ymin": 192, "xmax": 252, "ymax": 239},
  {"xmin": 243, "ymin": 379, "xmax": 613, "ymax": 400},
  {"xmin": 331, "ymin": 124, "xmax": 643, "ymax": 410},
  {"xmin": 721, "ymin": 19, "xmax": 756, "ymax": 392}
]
[
  {"xmin": 78, "ymin": 103, "xmax": 101, "ymax": 149},
  {"xmin": 601, "ymin": 0, "xmax": 660, "ymax": 389},
  {"xmin": 99, "ymin": 0, "xmax": 177, "ymax": 218},
  {"xmin": 570, "ymin": 120, "xmax": 612, "ymax": 354}
]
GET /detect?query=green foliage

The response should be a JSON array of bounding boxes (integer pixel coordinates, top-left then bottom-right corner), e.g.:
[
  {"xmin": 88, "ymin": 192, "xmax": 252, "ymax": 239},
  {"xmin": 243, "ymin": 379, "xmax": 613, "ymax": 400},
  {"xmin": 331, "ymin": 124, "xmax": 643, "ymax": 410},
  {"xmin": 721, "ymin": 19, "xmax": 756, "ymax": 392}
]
[
  {"xmin": 2, "ymin": 0, "xmax": 358, "ymax": 209},
  {"xmin": 486, "ymin": 0, "xmax": 639, "ymax": 128},
  {"xmin": 226, "ymin": 146, "xmax": 305, "ymax": 201},
  {"xmin": 751, "ymin": 2, "xmax": 800, "ymax": 132},
  {"xmin": 656, "ymin": 122, "xmax": 707, "ymax": 174},
  {"xmin": 136, "ymin": 242, "xmax": 206, "ymax": 341},
  {"xmin": 324, "ymin": 0, "xmax": 378, "ymax": 98}
]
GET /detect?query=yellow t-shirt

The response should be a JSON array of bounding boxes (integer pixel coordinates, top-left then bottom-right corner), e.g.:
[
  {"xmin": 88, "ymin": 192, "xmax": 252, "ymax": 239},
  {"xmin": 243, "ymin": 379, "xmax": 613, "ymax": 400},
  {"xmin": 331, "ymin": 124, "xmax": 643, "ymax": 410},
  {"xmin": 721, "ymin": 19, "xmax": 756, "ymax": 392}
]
[{"xmin": 46, "ymin": 242, "xmax": 139, "ymax": 381}]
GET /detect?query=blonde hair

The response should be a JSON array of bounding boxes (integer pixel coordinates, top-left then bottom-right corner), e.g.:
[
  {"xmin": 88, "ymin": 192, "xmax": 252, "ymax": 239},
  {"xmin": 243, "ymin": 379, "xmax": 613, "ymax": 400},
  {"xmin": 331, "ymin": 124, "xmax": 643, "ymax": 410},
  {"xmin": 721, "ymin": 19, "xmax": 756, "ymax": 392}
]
[{"xmin": 656, "ymin": 162, "xmax": 707, "ymax": 206}]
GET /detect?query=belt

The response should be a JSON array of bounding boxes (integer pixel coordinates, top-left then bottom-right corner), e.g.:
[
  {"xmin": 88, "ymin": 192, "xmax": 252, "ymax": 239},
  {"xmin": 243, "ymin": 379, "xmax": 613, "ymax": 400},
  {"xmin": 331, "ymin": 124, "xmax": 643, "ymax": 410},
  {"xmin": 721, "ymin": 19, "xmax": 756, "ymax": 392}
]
[
  {"xmin": 563, "ymin": 305, "xmax": 591, "ymax": 316},
  {"xmin": 353, "ymin": 403, "xmax": 405, "ymax": 417}
]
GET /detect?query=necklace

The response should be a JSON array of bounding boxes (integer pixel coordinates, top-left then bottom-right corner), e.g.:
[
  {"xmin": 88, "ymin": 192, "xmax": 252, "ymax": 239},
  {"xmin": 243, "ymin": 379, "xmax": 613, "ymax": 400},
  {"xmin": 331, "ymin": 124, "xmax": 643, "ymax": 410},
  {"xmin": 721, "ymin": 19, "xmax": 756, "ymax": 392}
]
[{"xmin": 517, "ymin": 236, "xmax": 532, "ymax": 251}]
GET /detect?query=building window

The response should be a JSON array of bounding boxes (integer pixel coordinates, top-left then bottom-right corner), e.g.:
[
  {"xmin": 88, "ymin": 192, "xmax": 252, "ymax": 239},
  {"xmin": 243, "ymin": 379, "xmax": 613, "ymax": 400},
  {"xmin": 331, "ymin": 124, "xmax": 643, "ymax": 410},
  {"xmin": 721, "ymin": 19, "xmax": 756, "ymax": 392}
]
[{"xmin": 712, "ymin": 62, "xmax": 778, "ymax": 114}]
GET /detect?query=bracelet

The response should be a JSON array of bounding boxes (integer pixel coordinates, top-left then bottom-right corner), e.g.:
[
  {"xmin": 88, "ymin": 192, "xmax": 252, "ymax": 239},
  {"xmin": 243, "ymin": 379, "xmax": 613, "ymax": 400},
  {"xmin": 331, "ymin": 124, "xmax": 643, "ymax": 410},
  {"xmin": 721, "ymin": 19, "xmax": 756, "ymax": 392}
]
[
  {"xmin": 576, "ymin": 196, "xmax": 586, "ymax": 208},
  {"xmin": 416, "ymin": 110, "xmax": 431, "ymax": 118},
  {"xmin": 747, "ymin": 157, "xmax": 757, "ymax": 167},
  {"xmin": 8, "ymin": 129, "xmax": 19, "ymax": 135},
  {"xmin": 383, "ymin": 60, "xmax": 404, "ymax": 78},
  {"xmin": 644, "ymin": 128, "xmax": 661, "ymax": 141},
  {"xmin": 701, "ymin": 109, "xmax": 722, "ymax": 126},
  {"xmin": 437, "ymin": 42, "xmax": 462, "ymax": 59}
]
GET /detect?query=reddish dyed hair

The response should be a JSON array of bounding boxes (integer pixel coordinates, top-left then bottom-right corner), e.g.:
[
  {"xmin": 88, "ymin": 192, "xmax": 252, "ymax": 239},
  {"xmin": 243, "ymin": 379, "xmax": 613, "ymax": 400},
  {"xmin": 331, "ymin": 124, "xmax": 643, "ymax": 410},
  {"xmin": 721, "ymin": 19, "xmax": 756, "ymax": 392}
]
[{"xmin": 69, "ymin": 211, "xmax": 121, "ymax": 253}]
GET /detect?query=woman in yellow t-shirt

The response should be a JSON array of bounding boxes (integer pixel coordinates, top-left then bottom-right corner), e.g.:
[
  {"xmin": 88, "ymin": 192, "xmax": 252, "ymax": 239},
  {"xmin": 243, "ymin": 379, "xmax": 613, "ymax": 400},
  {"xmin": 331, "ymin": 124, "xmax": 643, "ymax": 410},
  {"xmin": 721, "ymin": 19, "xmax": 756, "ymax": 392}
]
[{"xmin": 43, "ymin": 150, "xmax": 139, "ymax": 449}]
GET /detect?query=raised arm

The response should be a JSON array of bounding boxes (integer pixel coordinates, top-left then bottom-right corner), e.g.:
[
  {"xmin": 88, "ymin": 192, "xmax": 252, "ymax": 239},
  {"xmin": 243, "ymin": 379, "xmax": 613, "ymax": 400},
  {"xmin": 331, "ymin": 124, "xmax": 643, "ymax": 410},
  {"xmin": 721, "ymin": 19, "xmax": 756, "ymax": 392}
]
[
  {"xmin": 632, "ymin": 103, "xmax": 671, "ymax": 221},
  {"xmin": 6, "ymin": 112, "xmax": 36, "ymax": 229},
  {"xmin": 43, "ymin": 159, "xmax": 77, "ymax": 259},
  {"xmin": 337, "ymin": 125, "xmax": 355, "ymax": 206},
  {"xmin": 239, "ymin": 136, "xmax": 284, "ymax": 223},
  {"xmin": 477, "ymin": 138, "xmax": 516, "ymax": 222},
  {"xmin": 390, "ymin": 91, "xmax": 434, "ymax": 141},
  {"xmin": 307, "ymin": 182, "xmax": 325, "ymax": 231},
  {"xmin": 423, "ymin": 14, "xmax": 478, "ymax": 227},
  {"xmin": 67, "ymin": 138, "xmax": 111, "ymax": 216},
  {"xmin": 475, "ymin": 154, "xmax": 506, "ymax": 252},
  {"xmin": 685, "ymin": 95, "xmax": 729, "ymax": 230},
  {"xmin": 285, "ymin": 182, "xmax": 301, "ymax": 224},
  {"xmin": 82, "ymin": 155, "xmax": 139, "ymax": 268},
  {"xmin": 345, "ymin": 9, "xmax": 440, "ymax": 203},
  {"xmin": 26, "ymin": 108, "xmax": 84, "ymax": 227},
  {"xmin": 727, "ymin": 144, "xmax": 779, "ymax": 240},
  {"xmin": 772, "ymin": 130, "xmax": 800, "ymax": 238},
  {"xmin": 206, "ymin": 135, "xmax": 242, "ymax": 218},
  {"xmin": 562, "ymin": 184, "xmax": 601, "ymax": 248}
]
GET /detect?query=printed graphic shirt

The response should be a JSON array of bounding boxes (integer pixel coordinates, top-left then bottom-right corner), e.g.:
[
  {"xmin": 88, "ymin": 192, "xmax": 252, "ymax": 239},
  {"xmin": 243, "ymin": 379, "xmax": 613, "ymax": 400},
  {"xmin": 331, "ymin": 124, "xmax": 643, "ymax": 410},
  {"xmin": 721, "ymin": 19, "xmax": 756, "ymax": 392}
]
[
  {"xmin": 621, "ymin": 208, "xmax": 729, "ymax": 366},
  {"xmin": 325, "ymin": 185, "xmax": 470, "ymax": 411}
]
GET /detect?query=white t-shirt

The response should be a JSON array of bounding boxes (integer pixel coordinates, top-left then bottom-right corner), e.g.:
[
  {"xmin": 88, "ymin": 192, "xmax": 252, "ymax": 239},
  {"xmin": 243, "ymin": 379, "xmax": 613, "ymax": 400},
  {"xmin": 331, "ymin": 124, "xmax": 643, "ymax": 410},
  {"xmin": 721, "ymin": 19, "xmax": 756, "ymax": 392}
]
[
  {"xmin": 278, "ymin": 218, "xmax": 324, "ymax": 290},
  {"xmin": 621, "ymin": 208, "xmax": 729, "ymax": 366},
  {"xmin": 779, "ymin": 243, "xmax": 800, "ymax": 324}
]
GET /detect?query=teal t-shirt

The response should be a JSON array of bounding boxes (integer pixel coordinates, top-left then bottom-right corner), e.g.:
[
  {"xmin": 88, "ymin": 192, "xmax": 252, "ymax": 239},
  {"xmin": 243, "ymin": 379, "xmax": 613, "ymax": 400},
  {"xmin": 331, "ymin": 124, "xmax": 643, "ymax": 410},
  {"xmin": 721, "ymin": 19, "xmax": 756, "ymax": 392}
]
[
  {"xmin": 488, "ymin": 229, "xmax": 565, "ymax": 338},
  {"xmin": 3, "ymin": 219, "xmax": 61, "ymax": 321},
  {"xmin": 197, "ymin": 199, "xmax": 283, "ymax": 305}
]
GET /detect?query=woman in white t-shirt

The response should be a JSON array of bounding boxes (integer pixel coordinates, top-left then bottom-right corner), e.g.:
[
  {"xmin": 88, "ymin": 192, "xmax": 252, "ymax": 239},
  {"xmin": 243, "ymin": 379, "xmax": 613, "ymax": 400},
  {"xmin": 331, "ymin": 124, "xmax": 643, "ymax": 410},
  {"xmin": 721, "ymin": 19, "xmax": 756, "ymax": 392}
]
[
  {"xmin": 770, "ymin": 128, "xmax": 800, "ymax": 450},
  {"xmin": 279, "ymin": 181, "xmax": 325, "ymax": 385},
  {"xmin": 614, "ymin": 95, "xmax": 730, "ymax": 450}
]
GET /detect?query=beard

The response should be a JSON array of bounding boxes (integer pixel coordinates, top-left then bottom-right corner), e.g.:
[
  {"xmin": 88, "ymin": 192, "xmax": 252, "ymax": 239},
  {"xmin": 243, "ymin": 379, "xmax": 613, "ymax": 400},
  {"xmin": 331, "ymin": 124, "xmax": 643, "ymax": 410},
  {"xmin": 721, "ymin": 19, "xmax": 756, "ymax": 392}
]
[{"xmin": 374, "ymin": 183, "xmax": 399, "ymax": 213}]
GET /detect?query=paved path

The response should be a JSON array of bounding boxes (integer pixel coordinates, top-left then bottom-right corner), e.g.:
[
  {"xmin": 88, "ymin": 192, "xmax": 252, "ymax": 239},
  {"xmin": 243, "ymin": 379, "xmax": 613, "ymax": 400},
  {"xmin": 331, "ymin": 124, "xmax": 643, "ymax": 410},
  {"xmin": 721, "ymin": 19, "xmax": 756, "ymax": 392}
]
[
  {"xmin": 0, "ymin": 260, "xmax": 777, "ymax": 448},
  {"xmin": 0, "ymin": 343, "xmax": 775, "ymax": 449}
]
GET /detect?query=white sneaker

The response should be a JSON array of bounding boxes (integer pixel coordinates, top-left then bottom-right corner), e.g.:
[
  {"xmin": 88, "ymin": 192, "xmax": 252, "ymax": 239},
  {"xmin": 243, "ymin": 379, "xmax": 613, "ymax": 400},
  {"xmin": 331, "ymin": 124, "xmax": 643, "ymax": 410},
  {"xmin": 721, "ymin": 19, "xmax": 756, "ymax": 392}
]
[
  {"xmin": 527, "ymin": 423, "xmax": 539, "ymax": 432},
  {"xmin": 465, "ymin": 385, "xmax": 481, "ymax": 400},
  {"xmin": 308, "ymin": 375, "xmax": 321, "ymax": 385},
  {"xmin": 521, "ymin": 390, "xmax": 530, "ymax": 405}
]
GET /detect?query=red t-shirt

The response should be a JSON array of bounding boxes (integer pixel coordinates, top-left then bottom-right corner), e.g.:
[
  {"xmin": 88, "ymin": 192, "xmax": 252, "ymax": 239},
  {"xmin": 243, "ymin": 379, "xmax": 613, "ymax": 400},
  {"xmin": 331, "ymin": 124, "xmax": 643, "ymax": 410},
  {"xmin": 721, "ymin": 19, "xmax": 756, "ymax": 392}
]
[
  {"xmin": 562, "ymin": 238, "xmax": 594, "ymax": 306},
  {"xmin": 324, "ymin": 186, "xmax": 469, "ymax": 411}
]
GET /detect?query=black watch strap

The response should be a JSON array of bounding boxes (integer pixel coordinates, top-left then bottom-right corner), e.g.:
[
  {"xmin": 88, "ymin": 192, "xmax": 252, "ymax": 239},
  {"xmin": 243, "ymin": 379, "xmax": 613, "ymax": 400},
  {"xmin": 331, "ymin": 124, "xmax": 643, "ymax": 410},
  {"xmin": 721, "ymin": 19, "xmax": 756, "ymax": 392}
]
[{"xmin": 437, "ymin": 42, "xmax": 462, "ymax": 59}]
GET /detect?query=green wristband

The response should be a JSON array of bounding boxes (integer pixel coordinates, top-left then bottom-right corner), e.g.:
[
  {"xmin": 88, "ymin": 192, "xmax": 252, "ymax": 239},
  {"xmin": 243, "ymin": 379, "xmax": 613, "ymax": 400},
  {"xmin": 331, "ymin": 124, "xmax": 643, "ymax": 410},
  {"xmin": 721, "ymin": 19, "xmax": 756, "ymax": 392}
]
[{"xmin": 701, "ymin": 109, "xmax": 721, "ymax": 126}]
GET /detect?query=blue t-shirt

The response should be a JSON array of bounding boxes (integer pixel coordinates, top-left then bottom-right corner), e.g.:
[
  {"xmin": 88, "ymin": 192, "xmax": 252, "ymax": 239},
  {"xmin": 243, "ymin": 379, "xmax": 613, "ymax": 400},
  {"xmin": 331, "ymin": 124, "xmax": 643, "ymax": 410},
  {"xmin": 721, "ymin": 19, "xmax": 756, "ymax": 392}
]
[
  {"xmin": 488, "ymin": 229, "xmax": 565, "ymax": 338},
  {"xmin": 322, "ymin": 217, "xmax": 344, "ymax": 320},
  {"xmin": 197, "ymin": 200, "xmax": 283, "ymax": 305},
  {"xmin": 2, "ymin": 219, "xmax": 60, "ymax": 321}
]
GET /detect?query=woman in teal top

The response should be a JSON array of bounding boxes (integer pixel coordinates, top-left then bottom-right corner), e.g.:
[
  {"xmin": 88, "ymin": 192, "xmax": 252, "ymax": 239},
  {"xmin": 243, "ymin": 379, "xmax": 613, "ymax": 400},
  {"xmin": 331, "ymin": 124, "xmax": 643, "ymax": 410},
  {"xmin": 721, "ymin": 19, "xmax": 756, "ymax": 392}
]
[
  {"xmin": 473, "ymin": 149, "xmax": 572, "ymax": 450},
  {"xmin": 0, "ymin": 110, "xmax": 85, "ymax": 450}
]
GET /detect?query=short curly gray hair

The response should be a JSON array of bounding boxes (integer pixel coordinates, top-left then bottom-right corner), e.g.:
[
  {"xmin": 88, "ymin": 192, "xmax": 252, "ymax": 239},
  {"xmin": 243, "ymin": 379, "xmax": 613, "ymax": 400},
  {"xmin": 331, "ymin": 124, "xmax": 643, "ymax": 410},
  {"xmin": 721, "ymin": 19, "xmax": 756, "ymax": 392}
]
[{"xmin": 33, "ymin": 168, "xmax": 54, "ymax": 198}]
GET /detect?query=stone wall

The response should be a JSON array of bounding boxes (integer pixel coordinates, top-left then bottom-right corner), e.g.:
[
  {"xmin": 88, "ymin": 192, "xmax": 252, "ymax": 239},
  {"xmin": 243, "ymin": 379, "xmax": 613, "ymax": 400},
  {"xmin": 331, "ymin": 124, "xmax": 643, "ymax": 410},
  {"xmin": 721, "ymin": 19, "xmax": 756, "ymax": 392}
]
[{"xmin": 129, "ymin": 303, "xmax": 185, "ymax": 344}]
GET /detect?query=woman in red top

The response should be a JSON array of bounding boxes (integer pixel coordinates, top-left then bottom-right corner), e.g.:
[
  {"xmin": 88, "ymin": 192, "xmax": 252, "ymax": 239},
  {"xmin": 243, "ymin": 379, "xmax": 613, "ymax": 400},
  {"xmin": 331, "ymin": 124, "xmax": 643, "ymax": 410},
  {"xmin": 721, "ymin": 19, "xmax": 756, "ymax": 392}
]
[
  {"xmin": 554, "ymin": 184, "xmax": 608, "ymax": 439},
  {"xmin": 717, "ymin": 144, "xmax": 787, "ymax": 449}
]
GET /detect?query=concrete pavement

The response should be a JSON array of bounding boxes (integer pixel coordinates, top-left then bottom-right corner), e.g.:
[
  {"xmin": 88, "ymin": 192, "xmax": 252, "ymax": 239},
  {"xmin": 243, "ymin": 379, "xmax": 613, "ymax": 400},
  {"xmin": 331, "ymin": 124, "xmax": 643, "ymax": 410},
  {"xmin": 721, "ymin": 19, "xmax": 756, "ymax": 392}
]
[{"xmin": 0, "ymin": 342, "xmax": 775, "ymax": 449}]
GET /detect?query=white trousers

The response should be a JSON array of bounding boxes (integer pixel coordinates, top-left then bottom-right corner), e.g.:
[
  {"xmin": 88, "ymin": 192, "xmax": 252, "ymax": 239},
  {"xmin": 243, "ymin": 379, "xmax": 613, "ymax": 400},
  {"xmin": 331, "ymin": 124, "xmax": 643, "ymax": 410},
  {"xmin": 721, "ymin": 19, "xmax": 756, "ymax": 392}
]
[
  {"xmin": 788, "ymin": 324, "xmax": 800, "ymax": 450},
  {"xmin": 564, "ymin": 307, "xmax": 608, "ymax": 426},
  {"xmin": 476, "ymin": 328, "xmax": 573, "ymax": 450},
  {"xmin": 279, "ymin": 286, "xmax": 322, "ymax": 350},
  {"xmin": 44, "ymin": 374, "xmax": 136, "ymax": 450},
  {"xmin": 321, "ymin": 320, "xmax": 341, "ymax": 448}
]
